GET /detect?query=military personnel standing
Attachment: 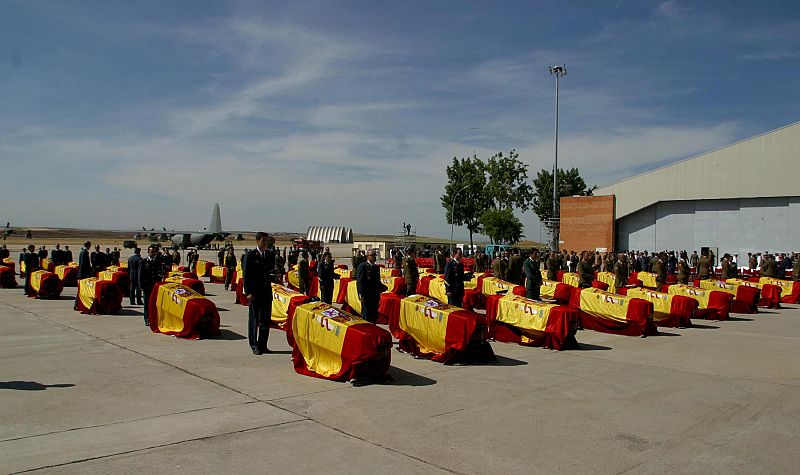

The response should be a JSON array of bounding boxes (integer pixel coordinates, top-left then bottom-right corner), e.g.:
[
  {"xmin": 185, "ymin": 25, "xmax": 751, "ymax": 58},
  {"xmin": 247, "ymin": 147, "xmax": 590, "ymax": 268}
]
[
  {"xmin": 720, "ymin": 254, "xmax": 732, "ymax": 280},
  {"xmin": 443, "ymin": 249, "xmax": 467, "ymax": 307},
  {"xmin": 317, "ymin": 251, "xmax": 338, "ymax": 304},
  {"xmin": 762, "ymin": 254, "xmax": 777, "ymax": 278},
  {"xmin": 244, "ymin": 233, "xmax": 276, "ymax": 354},
  {"xmin": 224, "ymin": 248, "xmax": 237, "ymax": 291},
  {"xmin": 613, "ymin": 253, "xmax": 628, "ymax": 294},
  {"xmin": 793, "ymin": 253, "xmax": 800, "ymax": 281},
  {"xmin": 297, "ymin": 251, "xmax": 310, "ymax": 296},
  {"xmin": 523, "ymin": 250, "xmax": 542, "ymax": 300},
  {"xmin": 677, "ymin": 255, "xmax": 690, "ymax": 285},
  {"xmin": 402, "ymin": 248, "xmax": 419, "ymax": 295},
  {"xmin": 698, "ymin": 253, "xmax": 711, "ymax": 279},
  {"xmin": 690, "ymin": 251, "xmax": 699, "ymax": 269},
  {"xmin": 128, "ymin": 248, "xmax": 143, "ymax": 305},
  {"xmin": 653, "ymin": 253, "xmax": 667, "ymax": 289},
  {"xmin": 507, "ymin": 249, "xmax": 524, "ymax": 285},
  {"xmin": 492, "ymin": 252, "xmax": 508, "ymax": 281},
  {"xmin": 546, "ymin": 252, "xmax": 558, "ymax": 281},
  {"xmin": 274, "ymin": 251, "xmax": 286, "ymax": 284},
  {"xmin": 435, "ymin": 248, "xmax": 446, "ymax": 274},
  {"xmin": 577, "ymin": 252, "xmax": 594, "ymax": 288},
  {"xmin": 23, "ymin": 245, "xmax": 40, "ymax": 296},
  {"xmin": 139, "ymin": 245, "xmax": 165, "ymax": 326},
  {"xmin": 474, "ymin": 250, "xmax": 486, "ymax": 273},
  {"xmin": 748, "ymin": 253, "xmax": 757, "ymax": 270},
  {"xmin": 356, "ymin": 250, "xmax": 384, "ymax": 324}
]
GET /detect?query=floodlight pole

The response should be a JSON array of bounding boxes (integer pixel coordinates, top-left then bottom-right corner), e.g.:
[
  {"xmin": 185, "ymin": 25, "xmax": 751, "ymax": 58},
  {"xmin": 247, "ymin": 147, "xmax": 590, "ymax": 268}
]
[
  {"xmin": 548, "ymin": 64, "xmax": 566, "ymax": 251},
  {"xmin": 450, "ymin": 185, "xmax": 469, "ymax": 255}
]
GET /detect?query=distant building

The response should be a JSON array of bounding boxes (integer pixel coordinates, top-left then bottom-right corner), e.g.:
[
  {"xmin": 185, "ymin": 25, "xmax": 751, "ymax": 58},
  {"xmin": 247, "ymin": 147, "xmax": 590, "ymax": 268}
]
[
  {"xmin": 306, "ymin": 226, "xmax": 353, "ymax": 243},
  {"xmin": 560, "ymin": 121, "xmax": 800, "ymax": 256}
]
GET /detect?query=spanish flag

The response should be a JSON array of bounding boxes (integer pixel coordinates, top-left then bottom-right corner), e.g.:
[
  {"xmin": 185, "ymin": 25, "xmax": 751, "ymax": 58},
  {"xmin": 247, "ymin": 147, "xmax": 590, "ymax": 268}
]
[
  {"xmin": 561, "ymin": 272, "xmax": 580, "ymax": 288},
  {"xmin": 485, "ymin": 293, "xmax": 579, "ymax": 350},
  {"xmin": 726, "ymin": 278, "xmax": 781, "ymax": 309},
  {"xmin": 2, "ymin": 257, "xmax": 16, "ymax": 274},
  {"xmin": 30, "ymin": 270, "xmax": 63, "ymax": 299},
  {"xmin": 210, "ymin": 266, "xmax": 227, "ymax": 283},
  {"xmin": 632, "ymin": 271, "xmax": 660, "ymax": 289},
  {"xmin": 625, "ymin": 287, "xmax": 697, "ymax": 328},
  {"xmin": 148, "ymin": 282, "xmax": 221, "ymax": 339},
  {"xmin": 286, "ymin": 268, "xmax": 319, "ymax": 295},
  {"xmin": 480, "ymin": 277, "xmax": 525, "ymax": 298},
  {"xmin": 195, "ymin": 260, "xmax": 212, "ymax": 277},
  {"xmin": 666, "ymin": 284, "xmax": 733, "ymax": 321},
  {"xmin": 271, "ymin": 283, "xmax": 307, "ymax": 330},
  {"xmin": 75, "ymin": 277, "xmax": 123, "ymax": 315},
  {"xmin": 379, "ymin": 266, "xmax": 402, "ymax": 278},
  {"xmin": 595, "ymin": 272, "xmax": 617, "ymax": 293},
  {"xmin": 315, "ymin": 276, "xmax": 353, "ymax": 304},
  {"xmin": 395, "ymin": 295, "xmax": 495, "ymax": 364},
  {"xmin": 234, "ymin": 271, "xmax": 248, "ymax": 306},
  {"xmin": 55, "ymin": 265, "xmax": 78, "ymax": 287},
  {"xmin": 42, "ymin": 258, "xmax": 55, "ymax": 272},
  {"xmin": 758, "ymin": 277, "xmax": 800, "ymax": 304},
  {"xmin": 285, "ymin": 302, "xmax": 392, "ymax": 381},
  {"xmin": 699, "ymin": 280, "xmax": 760, "ymax": 314},
  {"xmin": 164, "ymin": 276, "xmax": 206, "ymax": 295},
  {"xmin": 0, "ymin": 265, "xmax": 17, "ymax": 288},
  {"xmin": 570, "ymin": 287, "xmax": 657, "ymax": 337},
  {"xmin": 540, "ymin": 280, "xmax": 573, "ymax": 304},
  {"xmin": 98, "ymin": 270, "xmax": 130, "ymax": 297},
  {"xmin": 334, "ymin": 267, "xmax": 353, "ymax": 279}
]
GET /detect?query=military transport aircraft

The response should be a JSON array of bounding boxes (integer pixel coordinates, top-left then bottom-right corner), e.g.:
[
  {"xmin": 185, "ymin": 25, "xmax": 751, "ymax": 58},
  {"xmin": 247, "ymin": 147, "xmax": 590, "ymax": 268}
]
[{"xmin": 135, "ymin": 204, "xmax": 229, "ymax": 248}]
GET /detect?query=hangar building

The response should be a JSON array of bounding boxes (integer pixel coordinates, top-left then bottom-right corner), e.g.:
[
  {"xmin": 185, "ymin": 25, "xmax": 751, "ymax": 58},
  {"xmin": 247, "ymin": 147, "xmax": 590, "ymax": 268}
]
[{"xmin": 559, "ymin": 121, "xmax": 800, "ymax": 257}]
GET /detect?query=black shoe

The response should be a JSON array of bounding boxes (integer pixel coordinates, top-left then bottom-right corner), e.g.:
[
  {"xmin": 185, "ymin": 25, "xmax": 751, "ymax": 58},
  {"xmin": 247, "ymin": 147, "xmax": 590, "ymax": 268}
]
[
  {"xmin": 144, "ymin": 320, "xmax": 149, "ymax": 326},
  {"xmin": 252, "ymin": 348, "xmax": 262, "ymax": 355}
]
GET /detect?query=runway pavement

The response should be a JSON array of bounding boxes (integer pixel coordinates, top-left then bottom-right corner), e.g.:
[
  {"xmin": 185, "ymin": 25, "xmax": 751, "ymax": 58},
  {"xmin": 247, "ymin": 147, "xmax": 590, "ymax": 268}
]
[{"xmin": 2, "ymin": 277, "xmax": 800, "ymax": 474}]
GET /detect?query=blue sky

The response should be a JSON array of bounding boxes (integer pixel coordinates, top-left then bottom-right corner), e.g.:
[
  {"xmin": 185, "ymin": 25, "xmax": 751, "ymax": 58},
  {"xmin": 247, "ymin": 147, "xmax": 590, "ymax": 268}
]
[{"xmin": 1, "ymin": 0, "xmax": 798, "ymax": 240}]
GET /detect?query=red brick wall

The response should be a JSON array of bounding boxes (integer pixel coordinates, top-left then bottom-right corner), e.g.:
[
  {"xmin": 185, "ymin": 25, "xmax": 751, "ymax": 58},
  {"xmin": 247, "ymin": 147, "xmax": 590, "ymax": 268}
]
[{"xmin": 559, "ymin": 195, "xmax": 615, "ymax": 252}]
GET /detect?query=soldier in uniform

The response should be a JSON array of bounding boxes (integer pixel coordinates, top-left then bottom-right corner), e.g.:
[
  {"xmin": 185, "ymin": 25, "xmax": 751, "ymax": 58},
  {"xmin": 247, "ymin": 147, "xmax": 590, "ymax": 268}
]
[
  {"xmin": 392, "ymin": 249, "xmax": 403, "ymax": 270},
  {"xmin": 474, "ymin": 250, "xmax": 486, "ymax": 273},
  {"xmin": 613, "ymin": 253, "xmax": 628, "ymax": 294},
  {"xmin": 356, "ymin": 250, "xmax": 384, "ymax": 324},
  {"xmin": 138, "ymin": 245, "xmax": 165, "ymax": 326},
  {"xmin": 523, "ymin": 249, "xmax": 542, "ymax": 300},
  {"xmin": 128, "ymin": 248, "xmax": 143, "ymax": 305},
  {"xmin": 677, "ymin": 255, "xmax": 690, "ymax": 285},
  {"xmin": 317, "ymin": 251, "xmax": 338, "ymax": 304},
  {"xmin": 443, "ymin": 249, "xmax": 467, "ymax": 307},
  {"xmin": 546, "ymin": 251, "xmax": 558, "ymax": 282},
  {"xmin": 77, "ymin": 241, "xmax": 92, "ymax": 280},
  {"xmin": 224, "ymin": 248, "xmax": 237, "ymax": 291},
  {"xmin": 690, "ymin": 251, "xmax": 699, "ymax": 269},
  {"xmin": 297, "ymin": 251, "xmax": 310, "ymax": 296},
  {"xmin": 244, "ymin": 233, "xmax": 276, "ymax": 354},
  {"xmin": 493, "ymin": 251, "xmax": 509, "ymax": 281},
  {"xmin": 402, "ymin": 248, "xmax": 419, "ymax": 296},
  {"xmin": 720, "ymin": 254, "xmax": 732, "ymax": 280},
  {"xmin": 507, "ymin": 248, "xmax": 524, "ymax": 285},
  {"xmin": 23, "ymin": 244, "xmax": 40, "ymax": 296},
  {"xmin": 697, "ymin": 253, "xmax": 711, "ymax": 279},
  {"xmin": 577, "ymin": 251, "xmax": 594, "ymax": 288},
  {"xmin": 762, "ymin": 254, "xmax": 777, "ymax": 278},
  {"xmin": 274, "ymin": 251, "xmax": 286, "ymax": 284},
  {"xmin": 435, "ymin": 248, "xmax": 446, "ymax": 274},
  {"xmin": 653, "ymin": 253, "xmax": 667, "ymax": 289},
  {"xmin": 793, "ymin": 253, "xmax": 800, "ymax": 282}
]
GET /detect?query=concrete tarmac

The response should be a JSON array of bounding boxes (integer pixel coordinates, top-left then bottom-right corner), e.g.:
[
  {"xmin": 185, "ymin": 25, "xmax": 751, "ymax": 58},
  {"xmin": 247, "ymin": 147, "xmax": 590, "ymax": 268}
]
[{"xmin": 2, "ymin": 279, "xmax": 800, "ymax": 474}]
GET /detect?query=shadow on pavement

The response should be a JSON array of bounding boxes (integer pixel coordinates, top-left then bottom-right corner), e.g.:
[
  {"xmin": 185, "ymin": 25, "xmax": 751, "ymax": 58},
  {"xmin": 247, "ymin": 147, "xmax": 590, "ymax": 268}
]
[
  {"xmin": 728, "ymin": 316, "xmax": 755, "ymax": 321},
  {"xmin": 689, "ymin": 323, "xmax": 719, "ymax": 329},
  {"xmin": 575, "ymin": 342, "xmax": 612, "ymax": 351},
  {"xmin": 385, "ymin": 367, "xmax": 437, "ymax": 386},
  {"xmin": 0, "ymin": 381, "xmax": 75, "ymax": 391},
  {"xmin": 486, "ymin": 355, "xmax": 528, "ymax": 366},
  {"xmin": 215, "ymin": 329, "xmax": 247, "ymax": 340}
]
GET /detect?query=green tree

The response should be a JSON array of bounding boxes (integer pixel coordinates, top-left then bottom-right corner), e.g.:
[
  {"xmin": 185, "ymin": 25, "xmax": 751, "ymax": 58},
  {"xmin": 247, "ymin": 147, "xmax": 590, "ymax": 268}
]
[
  {"xmin": 485, "ymin": 149, "xmax": 534, "ymax": 212},
  {"xmin": 479, "ymin": 208, "xmax": 524, "ymax": 245},
  {"xmin": 441, "ymin": 155, "xmax": 491, "ymax": 251},
  {"xmin": 532, "ymin": 167, "xmax": 596, "ymax": 225}
]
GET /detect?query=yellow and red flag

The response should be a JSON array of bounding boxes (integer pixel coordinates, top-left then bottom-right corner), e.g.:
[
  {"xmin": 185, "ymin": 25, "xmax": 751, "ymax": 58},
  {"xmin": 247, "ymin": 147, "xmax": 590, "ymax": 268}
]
[
  {"xmin": 666, "ymin": 284, "xmax": 733, "ymax": 320},
  {"xmin": 626, "ymin": 287, "xmax": 697, "ymax": 327},
  {"xmin": 699, "ymin": 279, "xmax": 759, "ymax": 313},
  {"xmin": 595, "ymin": 272, "xmax": 617, "ymax": 293},
  {"xmin": 334, "ymin": 267, "xmax": 353, "ymax": 279},
  {"xmin": 480, "ymin": 277, "xmax": 525, "ymax": 297},
  {"xmin": 759, "ymin": 277, "xmax": 800, "ymax": 304},
  {"xmin": 633, "ymin": 271, "xmax": 659, "ymax": 289},
  {"xmin": 148, "ymin": 282, "xmax": 221, "ymax": 339},
  {"xmin": 55, "ymin": 264, "xmax": 78, "ymax": 287},
  {"xmin": 0, "ymin": 265, "xmax": 17, "ymax": 288},
  {"xmin": 210, "ymin": 266, "xmax": 227, "ymax": 283},
  {"xmin": 164, "ymin": 276, "xmax": 206, "ymax": 295},
  {"xmin": 30, "ymin": 270, "xmax": 63, "ymax": 299},
  {"xmin": 315, "ymin": 276, "xmax": 352, "ymax": 304},
  {"xmin": 75, "ymin": 277, "xmax": 122, "ymax": 315},
  {"xmin": 561, "ymin": 272, "xmax": 580, "ymax": 288},
  {"xmin": 726, "ymin": 278, "xmax": 781, "ymax": 308},
  {"xmin": 286, "ymin": 302, "xmax": 392, "ymax": 381},
  {"xmin": 486, "ymin": 293, "xmax": 578, "ymax": 349},
  {"xmin": 379, "ymin": 266, "xmax": 401, "ymax": 278},
  {"xmin": 195, "ymin": 260, "xmax": 212, "ymax": 277},
  {"xmin": 42, "ymin": 258, "xmax": 55, "ymax": 272},
  {"xmin": 272, "ymin": 283, "xmax": 307, "ymax": 330},
  {"xmin": 98, "ymin": 270, "xmax": 130, "ymax": 297},
  {"xmin": 396, "ymin": 295, "xmax": 493, "ymax": 363},
  {"xmin": 571, "ymin": 287, "xmax": 656, "ymax": 337}
]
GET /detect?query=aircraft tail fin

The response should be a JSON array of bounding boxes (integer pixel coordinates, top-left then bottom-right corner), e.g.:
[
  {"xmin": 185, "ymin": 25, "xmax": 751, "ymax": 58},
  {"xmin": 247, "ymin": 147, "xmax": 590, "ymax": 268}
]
[{"xmin": 207, "ymin": 203, "xmax": 222, "ymax": 234}]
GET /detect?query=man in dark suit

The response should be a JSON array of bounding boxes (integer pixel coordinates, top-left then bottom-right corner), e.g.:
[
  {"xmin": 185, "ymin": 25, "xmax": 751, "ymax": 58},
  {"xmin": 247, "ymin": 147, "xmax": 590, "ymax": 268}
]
[
  {"xmin": 128, "ymin": 248, "xmax": 143, "ymax": 305},
  {"xmin": 317, "ymin": 251, "xmax": 338, "ymax": 304},
  {"xmin": 523, "ymin": 249, "xmax": 542, "ymax": 300},
  {"xmin": 23, "ymin": 245, "xmax": 40, "ymax": 296},
  {"xmin": 356, "ymin": 250, "xmax": 384, "ymax": 323},
  {"xmin": 91, "ymin": 245, "xmax": 106, "ymax": 275},
  {"xmin": 244, "ymin": 233, "xmax": 276, "ymax": 354},
  {"xmin": 444, "ymin": 249, "xmax": 467, "ymax": 307},
  {"xmin": 50, "ymin": 244, "xmax": 63, "ymax": 266},
  {"xmin": 139, "ymin": 245, "xmax": 165, "ymax": 326},
  {"xmin": 38, "ymin": 246, "xmax": 48, "ymax": 260},
  {"xmin": 297, "ymin": 251, "xmax": 310, "ymax": 296},
  {"xmin": 77, "ymin": 241, "xmax": 93, "ymax": 279},
  {"xmin": 64, "ymin": 245, "xmax": 73, "ymax": 263}
]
